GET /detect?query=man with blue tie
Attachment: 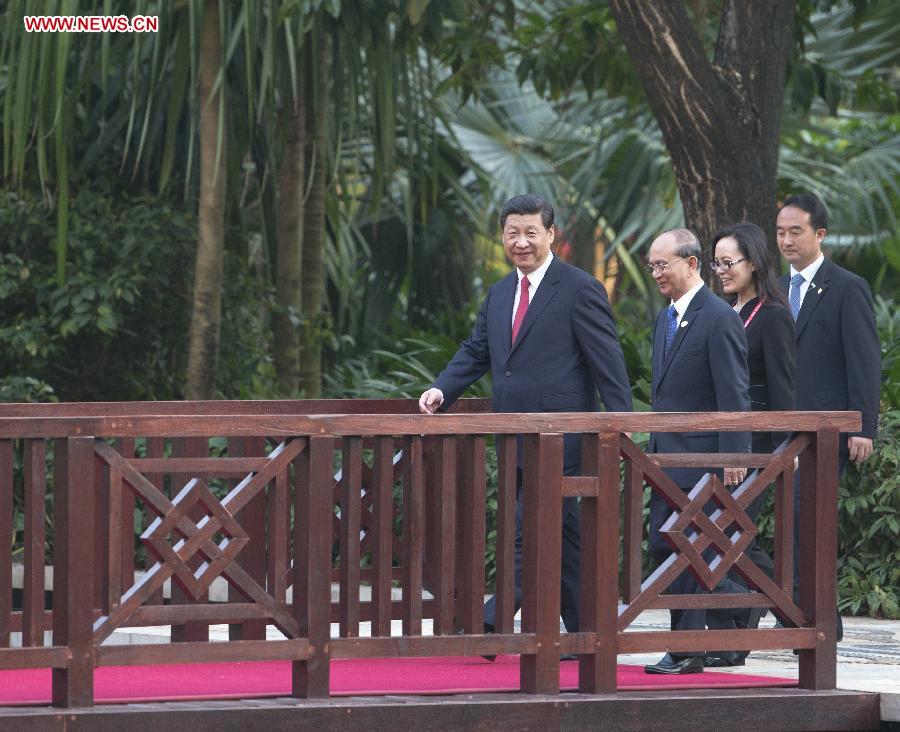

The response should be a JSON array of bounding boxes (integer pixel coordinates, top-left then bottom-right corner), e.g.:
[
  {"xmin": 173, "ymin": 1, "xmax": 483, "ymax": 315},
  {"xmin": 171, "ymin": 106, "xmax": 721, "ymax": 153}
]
[
  {"xmin": 642, "ymin": 228, "xmax": 751, "ymax": 675},
  {"xmin": 776, "ymin": 193, "xmax": 881, "ymax": 641},
  {"xmin": 418, "ymin": 193, "xmax": 632, "ymax": 646}
]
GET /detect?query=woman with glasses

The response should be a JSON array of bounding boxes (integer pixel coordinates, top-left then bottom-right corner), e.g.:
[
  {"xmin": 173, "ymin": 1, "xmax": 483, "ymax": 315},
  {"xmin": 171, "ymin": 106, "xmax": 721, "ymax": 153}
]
[{"xmin": 705, "ymin": 221, "xmax": 795, "ymax": 667}]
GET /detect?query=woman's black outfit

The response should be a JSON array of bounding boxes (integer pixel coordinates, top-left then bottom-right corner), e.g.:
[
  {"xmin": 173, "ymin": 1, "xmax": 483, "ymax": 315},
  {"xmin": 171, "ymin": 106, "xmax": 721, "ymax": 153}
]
[{"xmin": 706, "ymin": 298, "xmax": 795, "ymax": 666}]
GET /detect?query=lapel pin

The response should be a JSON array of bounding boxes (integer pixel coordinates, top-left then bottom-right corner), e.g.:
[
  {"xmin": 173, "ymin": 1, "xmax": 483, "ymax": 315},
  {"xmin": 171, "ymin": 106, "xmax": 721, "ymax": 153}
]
[
  {"xmin": 818, "ymin": 288, "xmax": 823, "ymax": 294},
  {"xmin": 680, "ymin": 320, "xmax": 688, "ymax": 327}
]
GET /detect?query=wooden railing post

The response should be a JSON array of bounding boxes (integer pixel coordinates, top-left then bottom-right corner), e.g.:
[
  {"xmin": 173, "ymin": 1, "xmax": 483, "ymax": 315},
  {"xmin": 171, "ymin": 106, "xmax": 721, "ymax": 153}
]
[
  {"xmin": 401, "ymin": 436, "xmax": 424, "ymax": 636},
  {"xmin": 292, "ymin": 434, "xmax": 333, "ymax": 698},
  {"xmin": 432, "ymin": 437, "xmax": 457, "ymax": 636},
  {"xmin": 0, "ymin": 439, "xmax": 12, "ymax": 648},
  {"xmin": 23, "ymin": 440, "xmax": 47, "ymax": 647},
  {"xmin": 457, "ymin": 435, "xmax": 486, "ymax": 634},
  {"xmin": 579, "ymin": 432, "xmax": 620, "ymax": 693},
  {"xmin": 51, "ymin": 436, "xmax": 95, "ymax": 707},
  {"xmin": 228, "ymin": 436, "xmax": 268, "ymax": 641},
  {"xmin": 798, "ymin": 428, "xmax": 839, "ymax": 690},
  {"xmin": 493, "ymin": 434, "xmax": 518, "ymax": 634},
  {"xmin": 520, "ymin": 432, "xmax": 563, "ymax": 694}
]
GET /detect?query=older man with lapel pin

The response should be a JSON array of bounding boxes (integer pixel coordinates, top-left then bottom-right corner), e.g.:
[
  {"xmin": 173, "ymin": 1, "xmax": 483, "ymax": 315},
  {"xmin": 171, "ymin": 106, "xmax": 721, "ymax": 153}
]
[
  {"xmin": 418, "ymin": 193, "xmax": 632, "ymax": 651},
  {"xmin": 776, "ymin": 193, "xmax": 881, "ymax": 642},
  {"xmin": 642, "ymin": 228, "xmax": 751, "ymax": 675}
]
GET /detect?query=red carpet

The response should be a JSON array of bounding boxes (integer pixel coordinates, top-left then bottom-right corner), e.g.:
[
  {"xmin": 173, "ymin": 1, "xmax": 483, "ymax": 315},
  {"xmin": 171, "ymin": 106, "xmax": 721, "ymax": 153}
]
[{"xmin": 0, "ymin": 656, "xmax": 796, "ymax": 705}]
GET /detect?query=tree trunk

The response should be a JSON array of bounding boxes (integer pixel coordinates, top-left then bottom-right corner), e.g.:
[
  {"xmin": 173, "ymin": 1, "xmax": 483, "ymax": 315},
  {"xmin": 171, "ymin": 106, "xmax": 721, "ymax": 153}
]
[
  {"xmin": 185, "ymin": 0, "xmax": 226, "ymax": 399},
  {"xmin": 298, "ymin": 26, "xmax": 329, "ymax": 397},
  {"xmin": 609, "ymin": 0, "xmax": 794, "ymax": 278},
  {"xmin": 272, "ymin": 76, "xmax": 306, "ymax": 396}
]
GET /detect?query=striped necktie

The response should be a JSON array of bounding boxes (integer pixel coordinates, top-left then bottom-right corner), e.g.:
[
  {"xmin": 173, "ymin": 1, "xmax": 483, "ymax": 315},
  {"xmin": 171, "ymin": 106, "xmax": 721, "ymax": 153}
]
[{"xmin": 789, "ymin": 273, "xmax": 804, "ymax": 320}]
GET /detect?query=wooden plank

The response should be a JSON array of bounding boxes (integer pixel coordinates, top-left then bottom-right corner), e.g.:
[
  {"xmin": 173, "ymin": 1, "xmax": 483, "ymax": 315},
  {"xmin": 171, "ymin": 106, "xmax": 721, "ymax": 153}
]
[
  {"xmin": 227, "ymin": 437, "xmax": 267, "ymax": 641},
  {"xmin": 144, "ymin": 437, "xmax": 166, "ymax": 606},
  {"xmin": 0, "ymin": 440, "xmax": 13, "ymax": 648},
  {"xmin": 561, "ymin": 475, "xmax": 598, "ymax": 496},
  {"xmin": 493, "ymin": 434, "xmax": 517, "ymax": 634},
  {"xmin": 114, "ymin": 438, "xmax": 135, "ymax": 606},
  {"xmin": 292, "ymin": 434, "xmax": 332, "ymax": 698},
  {"xmin": 96, "ymin": 639, "xmax": 310, "ymax": 666},
  {"xmin": 0, "ymin": 689, "xmax": 880, "ymax": 732},
  {"xmin": 401, "ymin": 436, "xmax": 424, "ymax": 636},
  {"xmin": 0, "ymin": 410, "xmax": 862, "ymax": 438},
  {"xmin": 643, "ymin": 593, "xmax": 772, "ymax": 609},
  {"xmin": 579, "ymin": 433, "xmax": 619, "ymax": 694},
  {"xmin": 457, "ymin": 435, "xmax": 486, "ymax": 634},
  {"xmin": 92, "ymin": 440, "xmax": 109, "ymax": 612},
  {"xmin": 650, "ymin": 453, "xmax": 778, "ymax": 468},
  {"xmin": 622, "ymin": 457, "xmax": 643, "ymax": 602},
  {"xmin": 339, "ymin": 437, "xmax": 362, "ymax": 638},
  {"xmin": 128, "ymin": 603, "xmax": 272, "ymax": 625},
  {"xmin": 51, "ymin": 436, "xmax": 95, "ymax": 707},
  {"xmin": 520, "ymin": 433, "xmax": 563, "ymax": 695},
  {"xmin": 432, "ymin": 437, "xmax": 457, "ymax": 636},
  {"xmin": 0, "ymin": 646, "xmax": 70, "ymax": 670},
  {"xmin": 775, "ymin": 458, "xmax": 795, "ymax": 595},
  {"xmin": 331, "ymin": 632, "xmax": 537, "ymax": 659},
  {"xmin": 268, "ymin": 466, "xmax": 289, "ymax": 603},
  {"xmin": 370, "ymin": 436, "xmax": 394, "ymax": 637},
  {"xmin": 617, "ymin": 627, "xmax": 817, "ymax": 653},
  {"xmin": 23, "ymin": 440, "xmax": 47, "ymax": 647},
  {"xmin": 128, "ymin": 456, "xmax": 272, "ymax": 474},
  {"xmin": 106, "ymin": 460, "xmax": 123, "ymax": 616},
  {"xmin": 799, "ymin": 429, "xmax": 840, "ymax": 691}
]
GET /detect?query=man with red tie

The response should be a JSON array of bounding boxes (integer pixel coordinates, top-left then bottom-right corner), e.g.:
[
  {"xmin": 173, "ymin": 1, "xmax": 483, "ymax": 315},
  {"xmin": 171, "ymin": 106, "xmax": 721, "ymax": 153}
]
[{"xmin": 418, "ymin": 193, "xmax": 632, "ymax": 643}]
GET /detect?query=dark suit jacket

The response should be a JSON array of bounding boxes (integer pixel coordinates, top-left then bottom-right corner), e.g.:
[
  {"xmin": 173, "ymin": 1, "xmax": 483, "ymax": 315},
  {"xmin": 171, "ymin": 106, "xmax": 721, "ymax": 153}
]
[
  {"xmin": 779, "ymin": 259, "xmax": 881, "ymax": 439},
  {"xmin": 648, "ymin": 285, "xmax": 751, "ymax": 487},
  {"xmin": 434, "ymin": 255, "xmax": 633, "ymax": 471},
  {"xmin": 737, "ymin": 298, "xmax": 795, "ymax": 453}
]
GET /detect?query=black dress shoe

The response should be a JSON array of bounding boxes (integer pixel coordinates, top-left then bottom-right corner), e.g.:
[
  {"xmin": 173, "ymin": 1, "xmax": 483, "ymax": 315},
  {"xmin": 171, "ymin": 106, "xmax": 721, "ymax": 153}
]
[
  {"xmin": 644, "ymin": 653, "xmax": 704, "ymax": 675},
  {"xmin": 703, "ymin": 653, "xmax": 746, "ymax": 667}
]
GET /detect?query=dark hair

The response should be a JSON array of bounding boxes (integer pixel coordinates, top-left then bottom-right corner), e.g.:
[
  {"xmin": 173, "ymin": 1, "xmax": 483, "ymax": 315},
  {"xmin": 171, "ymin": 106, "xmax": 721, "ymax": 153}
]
[
  {"xmin": 712, "ymin": 222, "xmax": 789, "ymax": 309},
  {"xmin": 783, "ymin": 193, "xmax": 828, "ymax": 231},
  {"xmin": 500, "ymin": 194, "xmax": 554, "ymax": 231}
]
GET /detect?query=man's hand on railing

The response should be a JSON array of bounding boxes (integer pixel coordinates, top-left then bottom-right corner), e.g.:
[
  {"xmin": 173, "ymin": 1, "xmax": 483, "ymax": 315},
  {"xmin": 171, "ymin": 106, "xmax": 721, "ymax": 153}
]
[
  {"xmin": 724, "ymin": 467, "xmax": 746, "ymax": 486},
  {"xmin": 418, "ymin": 388, "xmax": 444, "ymax": 414}
]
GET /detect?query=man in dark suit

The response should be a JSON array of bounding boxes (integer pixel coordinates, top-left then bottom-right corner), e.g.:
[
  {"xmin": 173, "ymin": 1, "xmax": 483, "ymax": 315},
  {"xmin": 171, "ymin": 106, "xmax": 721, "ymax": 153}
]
[
  {"xmin": 419, "ymin": 193, "xmax": 632, "ymax": 642},
  {"xmin": 776, "ymin": 193, "xmax": 881, "ymax": 641},
  {"xmin": 642, "ymin": 228, "xmax": 751, "ymax": 675}
]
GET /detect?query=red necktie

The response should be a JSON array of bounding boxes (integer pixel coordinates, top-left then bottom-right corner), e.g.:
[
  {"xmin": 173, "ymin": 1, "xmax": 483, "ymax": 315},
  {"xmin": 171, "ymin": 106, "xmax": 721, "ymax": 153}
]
[{"xmin": 511, "ymin": 276, "xmax": 530, "ymax": 343}]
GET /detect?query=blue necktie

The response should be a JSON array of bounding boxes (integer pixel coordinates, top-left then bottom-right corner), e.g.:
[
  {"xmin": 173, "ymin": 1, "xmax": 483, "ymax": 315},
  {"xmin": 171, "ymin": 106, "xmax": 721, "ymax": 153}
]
[
  {"xmin": 664, "ymin": 305, "xmax": 678, "ymax": 356},
  {"xmin": 789, "ymin": 273, "xmax": 804, "ymax": 320}
]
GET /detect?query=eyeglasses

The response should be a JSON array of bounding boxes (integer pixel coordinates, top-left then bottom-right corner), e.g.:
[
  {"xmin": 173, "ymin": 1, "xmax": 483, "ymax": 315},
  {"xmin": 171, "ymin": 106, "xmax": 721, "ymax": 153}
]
[
  {"xmin": 644, "ymin": 257, "xmax": 687, "ymax": 275},
  {"xmin": 711, "ymin": 257, "xmax": 747, "ymax": 272}
]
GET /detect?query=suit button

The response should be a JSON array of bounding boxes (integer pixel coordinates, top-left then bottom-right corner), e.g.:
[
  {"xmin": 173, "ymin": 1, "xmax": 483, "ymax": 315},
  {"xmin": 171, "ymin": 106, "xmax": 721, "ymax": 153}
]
[{"xmin": 505, "ymin": 371, "xmax": 511, "ymax": 377}]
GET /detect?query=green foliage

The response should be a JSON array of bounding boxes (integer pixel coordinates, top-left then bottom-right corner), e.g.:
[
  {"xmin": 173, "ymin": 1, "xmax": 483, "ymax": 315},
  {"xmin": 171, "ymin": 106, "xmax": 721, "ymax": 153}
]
[
  {"xmin": 874, "ymin": 296, "xmax": 900, "ymax": 409},
  {"xmin": 838, "ymin": 408, "xmax": 900, "ymax": 618},
  {"xmin": 0, "ymin": 376, "xmax": 56, "ymax": 403},
  {"xmin": 0, "ymin": 185, "xmax": 194, "ymax": 400}
]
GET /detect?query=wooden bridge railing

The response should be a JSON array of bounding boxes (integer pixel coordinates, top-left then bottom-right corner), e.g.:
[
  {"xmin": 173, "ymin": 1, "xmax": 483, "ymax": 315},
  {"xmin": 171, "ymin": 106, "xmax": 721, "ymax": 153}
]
[{"xmin": 0, "ymin": 399, "xmax": 859, "ymax": 707}]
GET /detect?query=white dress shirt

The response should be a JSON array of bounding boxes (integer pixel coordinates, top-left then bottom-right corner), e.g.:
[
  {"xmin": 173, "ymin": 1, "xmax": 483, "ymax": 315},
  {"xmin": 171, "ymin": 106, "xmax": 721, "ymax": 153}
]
[
  {"xmin": 670, "ymin": 279, "xmax": 705, "ymax": 325},
  {"xmin": 789, "ymin": 254, "xmax": 825, "ymax": 311},
  {"xmin": 512, "ymin": 251, "xmax": 554, "ymax": 326}
]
